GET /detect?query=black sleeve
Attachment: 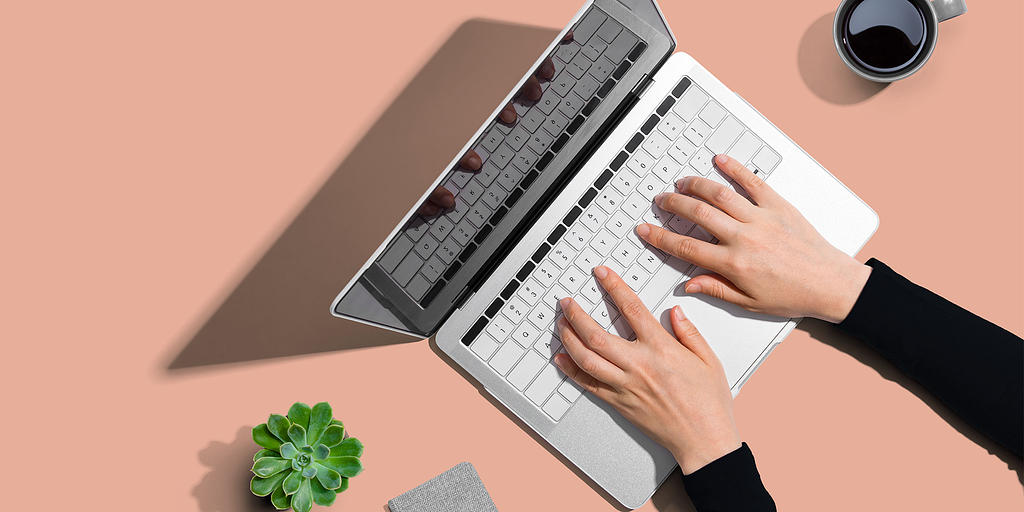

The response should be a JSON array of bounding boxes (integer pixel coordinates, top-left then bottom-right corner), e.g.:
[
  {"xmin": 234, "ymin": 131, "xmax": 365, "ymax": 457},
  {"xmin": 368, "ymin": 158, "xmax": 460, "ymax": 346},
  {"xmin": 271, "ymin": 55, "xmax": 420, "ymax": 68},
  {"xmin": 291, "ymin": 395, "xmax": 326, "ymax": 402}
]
[
  {"xmin": 836, "ymin": 258, "xmax": 1024, "ymax": 456},
  {"xmin": 680, "ymin": 443, "xmax": 776, "ymax": 512}
]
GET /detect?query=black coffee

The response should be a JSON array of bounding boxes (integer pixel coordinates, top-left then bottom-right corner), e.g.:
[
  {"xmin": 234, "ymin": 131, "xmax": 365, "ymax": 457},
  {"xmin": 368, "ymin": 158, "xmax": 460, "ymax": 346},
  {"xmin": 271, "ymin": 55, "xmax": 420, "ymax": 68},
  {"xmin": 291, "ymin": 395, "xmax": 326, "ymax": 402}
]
[{"xmin": 842, "ymin": 0, "xmax": 928, "ymax": 74}]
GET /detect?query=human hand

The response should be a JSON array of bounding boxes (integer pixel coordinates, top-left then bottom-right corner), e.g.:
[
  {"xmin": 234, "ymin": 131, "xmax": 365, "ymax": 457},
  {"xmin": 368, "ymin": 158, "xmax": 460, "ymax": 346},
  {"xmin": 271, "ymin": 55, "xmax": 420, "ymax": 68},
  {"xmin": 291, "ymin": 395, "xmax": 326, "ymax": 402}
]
[
  {"xmin": 637, "ymin": 154, "xmax": 871, "ymax": 323},
  {"xmin": 554, "ymin": 266, "xmax": 742, "ymax": 475}
]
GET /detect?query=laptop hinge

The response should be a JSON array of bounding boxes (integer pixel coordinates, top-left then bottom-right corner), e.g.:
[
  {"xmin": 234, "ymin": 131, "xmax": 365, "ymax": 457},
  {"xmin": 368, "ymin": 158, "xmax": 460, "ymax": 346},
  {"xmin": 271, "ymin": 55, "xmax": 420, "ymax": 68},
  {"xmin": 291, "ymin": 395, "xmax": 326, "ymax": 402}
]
[
  {"xmin": 455, "ymin": 288, "xmax": 476, "ymax": 311},
  {"xmin": 631, "ymin": 73, "xmax": 653, "ymax": 98}
]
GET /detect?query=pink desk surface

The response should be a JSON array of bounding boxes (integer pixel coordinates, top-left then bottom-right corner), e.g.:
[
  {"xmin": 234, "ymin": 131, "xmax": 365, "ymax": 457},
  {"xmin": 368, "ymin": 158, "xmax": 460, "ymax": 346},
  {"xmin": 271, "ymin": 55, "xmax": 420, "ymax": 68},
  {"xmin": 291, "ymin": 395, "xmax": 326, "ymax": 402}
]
[{"xmin": 2, "ymin": 0, "xmax": 1020, "ymax": 510}]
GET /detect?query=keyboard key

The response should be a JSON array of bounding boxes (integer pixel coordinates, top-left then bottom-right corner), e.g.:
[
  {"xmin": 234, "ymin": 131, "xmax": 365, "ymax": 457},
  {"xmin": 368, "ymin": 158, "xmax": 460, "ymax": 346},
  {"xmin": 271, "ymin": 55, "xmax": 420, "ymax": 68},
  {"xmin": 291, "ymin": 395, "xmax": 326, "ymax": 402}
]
[
  {"xmin": 595, "ymin": 188, "xmax": 623, "ymax": 213},
  {"xmin": 471, "ymin": 334, "xmax": 500, "ymax": 360},
  {"xmin": 579, "ymin": 277, "xmax": 604, "ymax": 306},
  {"xmin": 705, "ymin": 116, "xmax": 745, "ymax": 155},
  {"xmin": 482, "ymin": 187, "xmax": 506, "ymax": 210},
  {"xmin": 541, "ymin": 285, "xmax": 572, "ymax": 311},
  {"xmin": 428, "ymin": 216, "xmax": 454, "ymax": 241},
  {"xmin": 623, "ymin": 263, "xmax": 651, "ymax": 291},
  {"xmin": 507, "ymin": 125, "xmax": 530, "ymax": 151},
  {"xmin": 466, "ymin": 204, "xmax": 489, "ymax": 228},
  {"xmin": 487, "ymin": 314, "xmax": 515, "ymax": 341},
  {"xmin": 421, "ymin": 255, "xmax": 445, "ymax": 282},
  {"xmin": 581, "ymin": 37, "xmax": 607, "ymax": 61},
  {"xmin": 462, "ymin": 179, "xmax": 485, "ymax": 205},
  {"xmin": 527, "ymin": 302, "xmax": 556, "ymax": 329},
  {"xmin": 589, "ymin": 56, "xmax": 615, "ymax": 82},
  {"xmin": 558, "ymin": 379, "xmax": 583, "ymax": 402},
  {"xmin": 668, "ymin": 137, "xmax": 697, "ymax": 166},
  {"xmin": 549, "ymin": 241, "xmax": 574, "ymax": 269},
  {"xmin": 564, "ymin": 226, "xmax": 592, "ymax": 251},
  {"xmin": 508, "ymin": 350, "xmax": 547, "ymax": 391},
  {"xmin": 637, "ymin": 246, "xmax": 666, "ymax": 274},
  {"xmin": 526, "ymin": 129, "xmax": 555, "ymax": 155},
  {"xmin": 573, "ymin": 9, "xmax": 607, "ymax": 45},
  {"xmin": 699, "ymin": 100, "xmax": 727, "ymax": 128},
  {"xmin": 653, "ymin": 155, "xmax": 681, "ymax": 183},
  {"xmin": 567, "ymin": 53, "xmax": 593, "ymax": 79},
  {"xmin": 689, "ymin": 147, "xmax": 715, "ymax": 176},
  {"xmin": 491, "ymin": 142, "xmax": 515, "ymax": 169},
  {"xmin": 642, "ymin": 202, "xmax": 673, "ymax": 226},
  {"xmin": 452, "ymin": 219, "xmax": 476, "ymax": 246},
  {"xmin": 580, "ymin": 205, "xmax": 607, "ymax": 232},
  {"xmin": 621, "ymin": 192, "xmax": 647, "ymax": 220},
  {"xmin": 521, "ymin": 106, "xmax": 546, "ymax": 133},
  {"xmin": 551, "ymin": 70, "xmax": 576, "ymax": 97},
  {"xmin": 543, "ymin": 392, "xmax": 573, "ymax": 420},
  {"xmin": 481, "ymin": 131, "xmax": 504, "ymax": 153},
  {"xmin": 729, "ymin": 131, "xmax": 763, "ymax": 166},
  {"xmin": 406, "ymin": 274, "xmax": 431, "ymax": 300},
  {"xmin": 752, "ymin": 146, "xmax": 782, "ymax": 174},
  {"xmin": 591, "ymin": 229, "xmax": 616, "ymax": 256},
  {"xmin": 667, "ymin": 213, "xmax": 695, "ymax": 235},
  {"xmin": 405, "ymin": 216, "xmax": 429, "ymax": 242},
  {"xmin": 683, "ymin": 119, "xmax": 712, "ymax": 147},
  {"xmin": 558, "ymin": 265, "xmax": 588, "ymax": 292},
  {"xmin": 637, "ymin": 174, "xmax": 667, "ymax": 201},
  {"xmin": 674, "ymin": 86, "xmax": 709, "ymax": 121},
  {"xmin": 533, "ymin": 261, "xmax": 558, "ymax": 288},
  {"xmin": 512, "ymin": 322, "xmax": 542, "ymax": 348},
  {"xmin": 379, "ymin": 235, "xmax": 414, "ymax": 273},
  {"xmin": 555, "ymin": 41, "xmax": 581, "ymax": 63},
  {"xmin": 558, "ymin": 93, "xmax": 585, "ymax": 119},
  {"xmin": 414, "ymin": 234, "xmax": 439, "ymax": 260},
  {"xmin": 574, "ymin": 74, "xmax": 600, "ymax": 99},
  {"xmin": 519, "ymin": 279, "xmax": 544, "ymax": 305},
  {"xmin": 657, "ymin": 112, "xmax": 685, "ymax": 139},
  {"xmin": 445, "ymin": 198, "xmax": 470, "ymax": 224},
  {"xmin": 490, "ymin": 341, "xmax": 525, "ymax": 376},
  {"xmin": 537, "ymin": 87, "xmax": 562, "ymax": 116},
  {"xmin": 643, "ymin": 129, "xmax": 671, "ymax": 161},
  {"xmin": 392, "ymin": 252, "xmax": 423, "ymax": 287},
  {"xmin": 610, "ymin": 168, "xmax": 640, "ymax": 196},
  {"xmin": 543, "ymin": 111, "xmax": 570, "ymax": 136},
  {"xmin": 595, "ymin": 18, "xmax": 623, "ymax": 43},
  {"xmin": 502, "ymin": 296, "xmax": 529, "ymax": 324},
  {"xmin": 603, "ymin": 30, "xmax": 637, "ymax": 63},
  {"xmin": 496, "ymin": 169, "xmax": 523, "ymax": 192},
  {"xmin": 533, "ymin": 332, "xmax": 562, "ymax": 358},
  {"xmin": 591, "ymin": 298, "xmax": 618, "ymax": 328},
  {"xmin": 627, "ymin": 149, "xmax": 656, "ymax": 176},
  {"xmin": 611, "ymin": 238, "xmax": 641, "ymax": 267},
  {"xmin": 605, "ymin": 210, "xmax": 634, "ymax": 238},
  {"xmin": 575, "ymin": 246, "xmax": 602, "ymax": 272},
  {"xmin": 526, "ymin": 362, "xmax": 566, "ymax": 405}
]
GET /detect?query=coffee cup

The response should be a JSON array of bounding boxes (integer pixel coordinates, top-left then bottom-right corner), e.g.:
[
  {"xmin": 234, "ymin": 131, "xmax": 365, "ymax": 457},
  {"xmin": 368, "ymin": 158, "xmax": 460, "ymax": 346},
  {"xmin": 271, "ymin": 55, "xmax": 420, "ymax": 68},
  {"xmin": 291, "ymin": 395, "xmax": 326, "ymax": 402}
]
[{"xmin": 833, "ymin": 0, "xmax": 966, "ymax": 82}]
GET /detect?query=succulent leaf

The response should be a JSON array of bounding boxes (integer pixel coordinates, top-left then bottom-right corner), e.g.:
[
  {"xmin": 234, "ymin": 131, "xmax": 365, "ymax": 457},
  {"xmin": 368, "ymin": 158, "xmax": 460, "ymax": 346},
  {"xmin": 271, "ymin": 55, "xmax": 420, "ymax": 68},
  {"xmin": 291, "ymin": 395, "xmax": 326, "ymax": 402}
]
[
  {"xmin": 252, "ymin": 457, "xmax": 292, "ymax": 478},
  {"xmin": 253, "ymin": 449, "xmax": 278, "ymax": 462},
  {"xmin": 287, "ymin": 423, "xmax": 308, "ymax": 448},
  {"xmin": 311, "ymin": 478, "xmax": 338, "ymax": 507},
  {"xmin": 282, "ymin": 468, "xmax": 302, "ymax": 496},
  {"xmin": 292, "ymin": 478, "xmax": 314, "ymax": 512},
  {"xmin": 318, "ymin": 456, "xmax": 364, "ymax": 478},
  {"xmin": 307, "ymin": 402, "xmax": 333, "ymax": 447},
  {"xmin": 291, "ymin": 458, "xmax": 303, "ymax": 472},
  {"xmin": 287, "ymin": 402, "xmax": 312, "ymax": 431},
  {"xmin": 279, "ymin": 442, "xmax": 298, "ymax": 459},
  {"xmin": 330, "ymin": 438, "xmax": 364, "ymax": 458},
  {"xmin": 313, "ymin": 444, "xmax": 330, "ymax": 460},
  {"xmin": 301, "ymin": 465, "xmax": 317, "ymax": 479},
  {"xmin": 330, "ymin": 419, "xmax": 343, "ymax": 427},
  {"xmin": 250, "ymin": 471, "xmax": 288, "ymax": 497},
  {"xmin": 313, "ymin": 462, "xmax": 343, "ymax": 490},
  {"xmin": 337, "ymin": 477, "xmax": 349, "ymax": 494},
  {"xmin": 252, "ymin": 424, "xmax": 283, "ymax": 451},
  {"xmin": 270, "ymin": 485, "xmax": 290, "ymax": 510},
  {"xmin": 267, "ymin": 414, "xmax": 291, "ymax": 441},
  {"xmin": 300, "ymin": 445, "xmax": 314, "ymax": 454},
  {"xmin": 318, "ymin": 425, "xmax": 345, "ymax": 447}
]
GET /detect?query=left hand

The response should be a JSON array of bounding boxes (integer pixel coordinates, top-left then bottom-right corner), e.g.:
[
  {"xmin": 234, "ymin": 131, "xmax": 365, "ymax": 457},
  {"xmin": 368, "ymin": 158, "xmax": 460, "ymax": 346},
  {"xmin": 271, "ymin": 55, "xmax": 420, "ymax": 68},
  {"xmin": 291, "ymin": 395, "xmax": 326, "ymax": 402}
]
[{"xmin": 554, "ymin": 266, "xmax": 742, "ymax": 475}]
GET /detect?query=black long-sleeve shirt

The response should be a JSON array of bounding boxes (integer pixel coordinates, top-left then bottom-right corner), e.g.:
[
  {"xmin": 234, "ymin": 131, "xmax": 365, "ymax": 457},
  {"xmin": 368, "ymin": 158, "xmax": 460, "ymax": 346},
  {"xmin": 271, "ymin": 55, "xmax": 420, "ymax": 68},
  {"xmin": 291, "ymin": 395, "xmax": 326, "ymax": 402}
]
[{"xmin": 679, "ymin": 259, "xmax": 1024, "ymax": 511}]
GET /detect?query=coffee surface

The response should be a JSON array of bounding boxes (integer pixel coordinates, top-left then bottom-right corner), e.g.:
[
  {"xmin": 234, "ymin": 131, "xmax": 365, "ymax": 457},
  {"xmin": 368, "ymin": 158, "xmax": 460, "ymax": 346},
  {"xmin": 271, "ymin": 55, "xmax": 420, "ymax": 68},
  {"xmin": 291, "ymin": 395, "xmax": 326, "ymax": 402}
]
[{"xmin": 842, "ymin": 0, "xmax": 927, "ymax": 74}]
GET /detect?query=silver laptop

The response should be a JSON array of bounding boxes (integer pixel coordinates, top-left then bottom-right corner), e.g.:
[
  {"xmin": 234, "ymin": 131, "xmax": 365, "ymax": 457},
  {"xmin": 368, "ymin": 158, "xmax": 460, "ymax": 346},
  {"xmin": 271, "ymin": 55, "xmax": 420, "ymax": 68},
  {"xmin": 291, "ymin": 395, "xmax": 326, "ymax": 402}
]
[{"xmin": 332, "ymin": 0, "xmax": 878, "ymax": 507}]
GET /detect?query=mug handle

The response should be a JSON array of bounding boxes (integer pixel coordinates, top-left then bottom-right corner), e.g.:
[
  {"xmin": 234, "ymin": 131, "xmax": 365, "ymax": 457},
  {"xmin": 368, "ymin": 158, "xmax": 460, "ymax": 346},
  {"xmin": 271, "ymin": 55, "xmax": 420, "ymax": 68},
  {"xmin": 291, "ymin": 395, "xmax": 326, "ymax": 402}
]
[{"xmin": 932, "ymin": 0, "xmax": 967, "ymax": 22}]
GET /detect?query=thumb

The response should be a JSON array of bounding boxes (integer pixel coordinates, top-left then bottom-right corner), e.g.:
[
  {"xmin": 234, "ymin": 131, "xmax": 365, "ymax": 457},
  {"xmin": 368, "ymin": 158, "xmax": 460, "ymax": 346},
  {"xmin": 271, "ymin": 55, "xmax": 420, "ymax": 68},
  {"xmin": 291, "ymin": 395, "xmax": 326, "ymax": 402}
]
[
  {"xmin": 685, "ymin": 273, "xmax": 752, "ymax": 308},
  {"xmin": 669, "ymin": 305, "xmax": 720, "ymax": 365}
]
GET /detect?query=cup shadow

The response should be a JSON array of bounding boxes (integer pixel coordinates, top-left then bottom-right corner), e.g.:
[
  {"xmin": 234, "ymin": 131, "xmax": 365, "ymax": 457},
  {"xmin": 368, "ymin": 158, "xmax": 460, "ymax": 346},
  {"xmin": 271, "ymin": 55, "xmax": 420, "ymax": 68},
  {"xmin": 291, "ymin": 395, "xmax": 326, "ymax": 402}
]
[
  {"xmin": 193, "ymin": 426, "xmax": 278, "ymax": 512},
  {"xmin": 797, "ymin": 319, "xmax": 1023, "ymax": 485},
  {"xmin": 167, "ymin": 19, "xmax": 561, "ymax": 370},
  {"xmin": 798, "ymin": 12, "xmax": 888, "ymax": 104}
]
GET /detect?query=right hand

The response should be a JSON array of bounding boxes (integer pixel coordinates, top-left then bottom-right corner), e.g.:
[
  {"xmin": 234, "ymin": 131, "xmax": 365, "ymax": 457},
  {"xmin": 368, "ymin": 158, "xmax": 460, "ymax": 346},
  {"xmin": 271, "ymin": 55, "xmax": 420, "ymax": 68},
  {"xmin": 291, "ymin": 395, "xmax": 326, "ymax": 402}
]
[{"xmin": 637, "ymin": 154, "xmax": 871, "ymax": 324}]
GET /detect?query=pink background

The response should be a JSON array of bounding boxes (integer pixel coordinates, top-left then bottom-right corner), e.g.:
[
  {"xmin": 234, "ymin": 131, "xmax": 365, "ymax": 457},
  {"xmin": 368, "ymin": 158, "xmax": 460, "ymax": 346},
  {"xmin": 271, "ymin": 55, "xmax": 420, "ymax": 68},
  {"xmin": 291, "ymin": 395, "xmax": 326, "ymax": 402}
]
[{"xmin": 2, "ymin": 0, "xmax": 1020, "ymax": 511}]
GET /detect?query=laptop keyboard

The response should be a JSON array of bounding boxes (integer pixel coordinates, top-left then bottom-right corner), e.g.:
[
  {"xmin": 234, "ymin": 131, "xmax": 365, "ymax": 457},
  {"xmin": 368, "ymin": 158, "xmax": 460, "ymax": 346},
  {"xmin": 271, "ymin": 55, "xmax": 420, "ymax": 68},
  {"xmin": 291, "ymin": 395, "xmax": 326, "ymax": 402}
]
[
  {"xmin": 375, "ymin": 7, "xmax": 646, "ymax": 307},
  {"xmin": 461, "ymin": 77, "xmax": 782, "ymax": 421}
]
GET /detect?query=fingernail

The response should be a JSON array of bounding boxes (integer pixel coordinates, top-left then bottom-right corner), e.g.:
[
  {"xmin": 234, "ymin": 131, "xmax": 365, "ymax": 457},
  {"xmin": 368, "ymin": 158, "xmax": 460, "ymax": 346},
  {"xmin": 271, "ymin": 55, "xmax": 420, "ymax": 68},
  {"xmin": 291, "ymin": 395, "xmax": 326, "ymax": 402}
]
[
  {"xmin": 636, "ymin": 223, "xmax": 650, "ymax": 237},
  {"xmin": 654, "ymin": 193, "xmax": 667, "ymax": 206},
  {"xmin": 672, "ymin": 305, "xmax": 685, "ymax": 320},
  {"xmin": 675, "ymin": 177, "xmax": 691, "ymax": 190},
  {"xmin": 686, "ymin": 283, "xmax": 701, "ymax": 294},
  {"xmin": 553, "ymin": 354, "xmax": 564, "ymax": 367},
  {"xmin": 593, "ymin": 266, "xmax": 609, "ymax": 279},
  {"xmin": 716, "ymin": 154, "xmax": 729, "ymax": 164},
  {"xmin": 501, "ymin": 111, "xmax": 515, "ymax": 123},
  {"xmin": 467, "ymin": 155, "xmax": 481, "ymax": 168},
  {"xmin": 559, "ymin": 297, "xmax": 571, "ymax": 310}
]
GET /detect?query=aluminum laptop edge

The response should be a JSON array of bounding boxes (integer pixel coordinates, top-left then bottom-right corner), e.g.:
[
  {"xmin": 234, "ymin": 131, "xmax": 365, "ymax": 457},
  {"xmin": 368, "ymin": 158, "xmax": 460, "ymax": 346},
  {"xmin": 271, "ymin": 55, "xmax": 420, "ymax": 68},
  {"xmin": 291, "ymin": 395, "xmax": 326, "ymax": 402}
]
[{"xmin": 333, "ymin": 1, "xmax": 878, "ymax": 509}]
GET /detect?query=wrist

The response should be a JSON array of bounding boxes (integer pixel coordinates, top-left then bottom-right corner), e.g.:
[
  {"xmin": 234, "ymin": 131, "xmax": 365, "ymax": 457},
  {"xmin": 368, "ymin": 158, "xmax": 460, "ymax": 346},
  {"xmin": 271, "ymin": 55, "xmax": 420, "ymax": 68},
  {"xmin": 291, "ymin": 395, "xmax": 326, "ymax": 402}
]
[
  {"xmin": 814, "ymin": 258, "xmax": 872, "ymax": 324},
  {"xmin": 673, "ymin": 435, "xmax": 743, "ymax": 475}
]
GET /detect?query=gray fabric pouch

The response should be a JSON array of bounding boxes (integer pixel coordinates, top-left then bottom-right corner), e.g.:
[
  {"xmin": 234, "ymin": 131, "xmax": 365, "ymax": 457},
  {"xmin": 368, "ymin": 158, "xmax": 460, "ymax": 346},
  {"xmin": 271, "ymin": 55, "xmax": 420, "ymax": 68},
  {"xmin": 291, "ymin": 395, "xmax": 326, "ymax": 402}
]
[{"xmin": 387, "ymin": 462, "xmax": 498, "ymax": 512}]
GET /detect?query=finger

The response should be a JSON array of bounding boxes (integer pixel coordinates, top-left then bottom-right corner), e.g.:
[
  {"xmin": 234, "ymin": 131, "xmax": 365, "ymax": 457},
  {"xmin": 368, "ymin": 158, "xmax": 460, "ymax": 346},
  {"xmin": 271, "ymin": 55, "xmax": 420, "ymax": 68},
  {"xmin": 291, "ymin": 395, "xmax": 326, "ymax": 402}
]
[
  {"xmin": 669, "ymin": 305, "xmax": 722, "ymax": 367},
  {"xmin": 635, "ymin": 223, "xmax": 729, "ymax": 272},
  {"xmin": 499, "ymin": 102, "xmax": 517, "ymax": 124},
  {"xmin": 416, "ymin": 202, "xmax": 440, "ymax": 216},
  {"xmin": 562, "ymin": 30, "xmax": 574, "ymax": 43},
  {"xmin": 521, "ymin": 75, "xmax": 542, "ymax": 101},
  {"xmin": 675, "ymin": 174, "xmax": 753, "ymax": 224},
  {"xmin": 427, "ymin": 186, "xmax": 455, "ymax": 209},
  {"xmin": 553, "ymin": 352, "xmax": 613, "ymax": 400},
  {"xmin": 591, "ymin": 266, "xmax": 664, "ymax": 341},
  {"xmin": 713, "ymin": 154, "xmax": 777, "ymax": 207},
  {"xmin": 655, "ymin": 191, "xmax": 738, "ymax": 240},
  {"xmin": 685, "ymin": 272, "xmax": 755, "ymax": 310},
  {"xmin": 557, "ymin": 316, "xmax": 626, "ymax": 386},
  {"xmin": 559, "ymin": 297, "xmax": 631, "ymax": 368},
  {"xmin": 459, "ymin": 150, "xmax": 482, "ymax": 171},
  {"xmin": 536, "ymin": 57, "xmax": 555, "ymax": 81}
]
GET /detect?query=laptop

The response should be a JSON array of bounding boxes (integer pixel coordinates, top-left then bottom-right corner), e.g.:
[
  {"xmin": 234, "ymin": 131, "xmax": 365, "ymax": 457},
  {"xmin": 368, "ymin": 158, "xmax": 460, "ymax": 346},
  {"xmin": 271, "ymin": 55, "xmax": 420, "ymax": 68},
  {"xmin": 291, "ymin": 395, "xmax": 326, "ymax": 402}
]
[{"xmin": 332, "ymin": 0, "xmax": 878, "ymax": 507}]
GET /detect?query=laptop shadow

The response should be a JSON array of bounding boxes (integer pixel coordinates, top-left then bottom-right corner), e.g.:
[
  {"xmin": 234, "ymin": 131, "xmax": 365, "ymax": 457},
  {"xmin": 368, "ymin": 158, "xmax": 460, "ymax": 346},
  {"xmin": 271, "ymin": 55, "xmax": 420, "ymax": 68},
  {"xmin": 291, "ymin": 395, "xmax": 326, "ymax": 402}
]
[
  {"xmin": 797, "ymin": 318, "xmax": 1023, "ymax": 485},
  {"xmin": 167, "ymin": 19, "xmax": 561, "ymax": 370},
  {"xmin": 797, "ymin": 12, "xmax": 888, "ymax": 105}
]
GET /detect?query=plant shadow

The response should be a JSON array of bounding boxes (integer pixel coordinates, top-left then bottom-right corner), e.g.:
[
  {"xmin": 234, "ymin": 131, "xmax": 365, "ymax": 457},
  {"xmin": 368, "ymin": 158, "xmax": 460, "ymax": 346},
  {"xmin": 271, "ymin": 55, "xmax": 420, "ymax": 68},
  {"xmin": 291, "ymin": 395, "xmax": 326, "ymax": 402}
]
[
  {"xmin": 797, "ymin": 12, "xmax": 888, "ymax": 104},
  {"xmin": 798, "ymin": 318, "xmax": 1023, "ymax": 485},
  {"xmin": 193, "ymin": 426, "xmax": 278, "ymax": 512},
  {"xmin": 166, "ymin": 19, "xmax": 561, "ymax": 371}
]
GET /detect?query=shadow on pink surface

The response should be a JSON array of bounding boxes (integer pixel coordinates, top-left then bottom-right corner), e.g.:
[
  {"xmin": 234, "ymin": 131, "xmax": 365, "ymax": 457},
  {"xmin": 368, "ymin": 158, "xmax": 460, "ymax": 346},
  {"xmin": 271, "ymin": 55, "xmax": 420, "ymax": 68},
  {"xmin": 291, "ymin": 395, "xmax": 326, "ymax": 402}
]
[
  {"xmin": 797, "ymin": 12, "xmax": 888, "ymax": 105},
  {"xmin": 166, "ymin": 19, "xmax": 561, "ymax": 371},
  {"xmin": 798, "ymin": 319, "xmax": 1023, "ymax": 485},
  {"xmin": 193, "ymin": 426, "xmax": 277, "ymax": 512}
]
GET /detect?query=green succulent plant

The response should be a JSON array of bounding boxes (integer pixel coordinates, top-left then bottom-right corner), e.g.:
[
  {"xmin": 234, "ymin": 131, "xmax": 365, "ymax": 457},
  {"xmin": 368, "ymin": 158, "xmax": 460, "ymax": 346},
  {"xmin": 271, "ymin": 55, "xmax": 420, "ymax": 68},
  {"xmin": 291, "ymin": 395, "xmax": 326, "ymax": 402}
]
[{"xmin": 250, "ymin": 402, "xmax": 364, "ymax": 512}]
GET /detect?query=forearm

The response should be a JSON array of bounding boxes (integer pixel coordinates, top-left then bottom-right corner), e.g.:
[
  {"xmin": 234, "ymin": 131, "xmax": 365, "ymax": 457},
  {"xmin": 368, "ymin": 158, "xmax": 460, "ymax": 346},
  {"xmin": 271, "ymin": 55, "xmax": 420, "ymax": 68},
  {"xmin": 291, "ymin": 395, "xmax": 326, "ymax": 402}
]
[{"xmin": 835, "ymin": 259, "xmax": 1024, "ymax": 456}]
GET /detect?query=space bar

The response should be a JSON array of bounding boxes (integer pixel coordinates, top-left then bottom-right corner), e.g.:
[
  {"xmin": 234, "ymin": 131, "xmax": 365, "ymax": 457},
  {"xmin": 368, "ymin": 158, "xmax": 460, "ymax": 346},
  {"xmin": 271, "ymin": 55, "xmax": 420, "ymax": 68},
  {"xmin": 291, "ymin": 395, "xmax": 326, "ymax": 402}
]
[{"xmin": 636, "ymin": 259, "xmax": 692, "ymax": 313}]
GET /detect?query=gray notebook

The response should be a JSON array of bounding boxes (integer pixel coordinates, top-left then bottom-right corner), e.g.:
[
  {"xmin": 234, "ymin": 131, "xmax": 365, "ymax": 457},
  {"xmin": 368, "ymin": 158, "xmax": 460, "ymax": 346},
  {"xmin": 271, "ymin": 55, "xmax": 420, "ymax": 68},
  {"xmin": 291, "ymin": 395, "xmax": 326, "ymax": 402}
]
[{"xmin": 388, "ymin": 462, "xmax": 498, "ymax": 512}]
